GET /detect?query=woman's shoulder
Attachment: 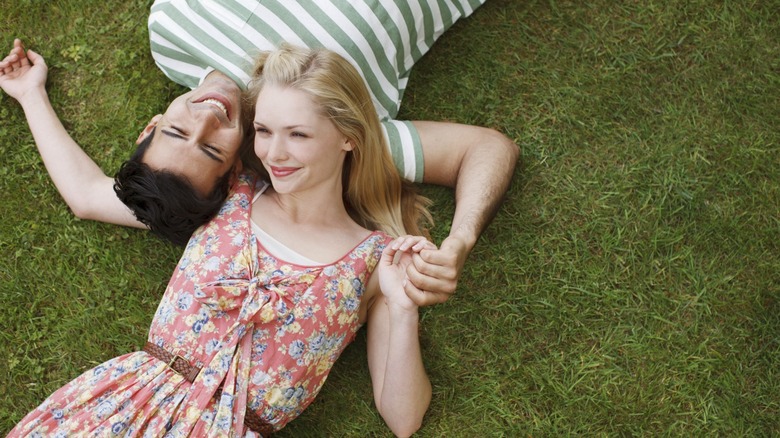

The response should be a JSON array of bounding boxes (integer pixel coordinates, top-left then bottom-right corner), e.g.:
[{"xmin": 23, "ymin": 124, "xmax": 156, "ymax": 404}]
[
  {"xmin": 348, "ymin": 231, "xmax": 391, "ymax": 271},
  {"xmin": 342, "ymin": 223, "xmax": 392, "ymax": 254}
]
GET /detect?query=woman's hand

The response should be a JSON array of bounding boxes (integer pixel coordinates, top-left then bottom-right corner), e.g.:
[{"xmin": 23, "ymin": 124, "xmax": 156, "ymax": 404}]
[
  {"xmin": 377, "ymin": 235, "xmax": 437, "ymax": 311},
  {"xmin": 369, "ymin": 236, "xmax": 435, "ymax": 436}
]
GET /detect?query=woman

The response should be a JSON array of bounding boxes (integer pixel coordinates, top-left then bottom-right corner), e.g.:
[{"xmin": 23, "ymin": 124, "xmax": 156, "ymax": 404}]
[{"xmin": 9, "ymin": 45, "xmax": 434, "ymax": 437}]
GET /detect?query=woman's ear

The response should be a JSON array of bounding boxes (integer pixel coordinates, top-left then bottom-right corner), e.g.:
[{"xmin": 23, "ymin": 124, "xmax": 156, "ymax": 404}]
[{"xmin": 136, "ymin": 114, "xmax": 162, "ymax": 144}]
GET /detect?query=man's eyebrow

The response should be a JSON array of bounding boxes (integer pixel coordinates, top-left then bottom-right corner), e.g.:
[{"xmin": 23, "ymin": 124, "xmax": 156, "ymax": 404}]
[
  {"xmin": 161, "ymin": 128, "xmax": 186, "ymax": 141},
  {"xmin": 160, "ymin": 129, "xmax": 222, "ymax": 163},
  {"xmin": 199, "ymin": 146, "xmax": 223, "ymax": 163}
]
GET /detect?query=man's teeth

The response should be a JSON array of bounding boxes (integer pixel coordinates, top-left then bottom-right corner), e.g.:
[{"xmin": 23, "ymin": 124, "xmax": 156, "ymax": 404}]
[{"xmin": 203, "ymin": 98, "xmax": 228, "ymax": 116}]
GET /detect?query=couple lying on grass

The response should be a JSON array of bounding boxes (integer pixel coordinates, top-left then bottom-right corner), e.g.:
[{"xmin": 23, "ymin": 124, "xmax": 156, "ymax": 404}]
[{"xmin": 1, "ymin": 1, "xmax": 517, "ymax": 435}]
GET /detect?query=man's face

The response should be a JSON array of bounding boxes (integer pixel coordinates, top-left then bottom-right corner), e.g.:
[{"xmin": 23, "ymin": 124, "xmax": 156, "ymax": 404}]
[{"xmin": 141, "ymin": 73, "xmax": 246, "ymax": 195}]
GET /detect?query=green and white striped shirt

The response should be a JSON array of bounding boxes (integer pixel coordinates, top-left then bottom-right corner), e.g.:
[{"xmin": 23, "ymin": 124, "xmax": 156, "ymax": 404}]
[{"xmin": 148, "ymin": 0, "xmax": 485, "ymax": 182}]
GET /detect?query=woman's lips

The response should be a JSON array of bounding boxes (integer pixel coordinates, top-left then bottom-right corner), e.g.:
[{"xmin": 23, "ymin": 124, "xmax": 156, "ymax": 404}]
[{"xmin": 270, "ymin": 166, "xmax": 299, "ymax": 178}]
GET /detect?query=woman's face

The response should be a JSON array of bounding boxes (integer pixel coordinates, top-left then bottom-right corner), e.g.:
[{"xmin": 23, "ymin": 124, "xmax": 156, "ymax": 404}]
[{"xmin": 253, "ymin": 85, "xmax": 352, "ymax": 195}]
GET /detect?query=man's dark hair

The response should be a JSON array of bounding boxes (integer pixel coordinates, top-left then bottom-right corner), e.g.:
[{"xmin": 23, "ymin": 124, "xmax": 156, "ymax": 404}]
[{"xmin": 113, "ymin": 129, "xmax": 233, "ymax": 246}]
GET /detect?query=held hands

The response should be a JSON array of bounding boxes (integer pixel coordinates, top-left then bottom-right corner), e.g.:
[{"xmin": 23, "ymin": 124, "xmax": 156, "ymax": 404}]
[
  {"xmin": 403, "ymin": 235, "xmax": 470, "ymax": 306},
  {"xmin": 0, "ymin": 39, "xmax": 48, "ymax": 102},
  {"xmin": 378, "ymin": 236, "xmax": 437, "ymax": 311}
]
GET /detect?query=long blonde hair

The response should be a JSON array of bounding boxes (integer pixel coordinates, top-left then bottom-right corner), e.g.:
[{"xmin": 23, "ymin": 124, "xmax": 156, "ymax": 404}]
[{"xmin": 246, "ymin": 44, "xmax": 430, "ymax": 237}]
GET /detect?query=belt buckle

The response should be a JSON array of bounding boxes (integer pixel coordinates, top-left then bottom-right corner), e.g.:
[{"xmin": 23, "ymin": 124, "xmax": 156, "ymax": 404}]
[{"xmin": 167, "ymin": 354, "xmax": 186, "ymax": 373}]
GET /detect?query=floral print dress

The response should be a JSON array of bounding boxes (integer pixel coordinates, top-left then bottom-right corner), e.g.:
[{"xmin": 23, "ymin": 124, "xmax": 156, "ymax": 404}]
[{"xmin": 10, "ymin": 173, "xmax": 389, "ymax": 437}]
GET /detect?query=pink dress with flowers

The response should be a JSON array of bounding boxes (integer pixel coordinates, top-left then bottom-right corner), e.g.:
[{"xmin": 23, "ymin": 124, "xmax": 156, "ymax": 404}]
[{"xmin": 10, "ymin": 173, "xmax": 389, "ymax": 437}]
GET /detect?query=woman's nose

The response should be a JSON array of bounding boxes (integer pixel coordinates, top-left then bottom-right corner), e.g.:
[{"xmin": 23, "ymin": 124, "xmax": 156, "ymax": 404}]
[{"xmin": 266, "ymin": 135, "xmax": 288, "ymax": 161}]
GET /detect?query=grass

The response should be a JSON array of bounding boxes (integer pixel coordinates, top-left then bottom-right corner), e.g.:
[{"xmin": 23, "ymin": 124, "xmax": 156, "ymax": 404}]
[{"xmin": 1, "ymin": 0, "xmax": 779, "ymax": 435}]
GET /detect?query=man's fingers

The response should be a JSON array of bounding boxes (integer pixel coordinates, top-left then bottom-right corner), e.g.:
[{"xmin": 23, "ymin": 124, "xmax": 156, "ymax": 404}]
[
  {"xmin": 19, "ymin": 51, "xmax": 31, "ymax": 67},
  {"xmin": 403, "ymin": 279, "xmax": 448, "ymax": 307},
  {"xmin": 25, "ymin": 49, "xmax": 44, "ymax": 66},
  {"xmin": 406, "ymin": 261, "xmax": 457, "ymax": 295},
  {"xmin": 406, "ymin": 273, "xmax": 456, "ymax": 296},
  {"xmin": 419, "ymin": 247, "xmax": 460, "ymax": 268},
  {"xmin": 1, "ymin": 40, "xmax": 28, "ymax": 73},
  {"xmin": 410, "ymin": 252, "xmax": 457, "ymax": 281}
]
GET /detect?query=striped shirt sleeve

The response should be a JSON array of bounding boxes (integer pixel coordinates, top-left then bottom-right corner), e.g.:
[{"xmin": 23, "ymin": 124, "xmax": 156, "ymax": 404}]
[{"xmin": 382, "ymin": 120, "xmax": 424, "ymax": 182}]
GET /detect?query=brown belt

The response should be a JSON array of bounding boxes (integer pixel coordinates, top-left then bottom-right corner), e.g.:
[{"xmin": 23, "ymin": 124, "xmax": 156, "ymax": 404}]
[{"xmin": 143, "ymin": 342, "xmax": 274, "ymax": 436}]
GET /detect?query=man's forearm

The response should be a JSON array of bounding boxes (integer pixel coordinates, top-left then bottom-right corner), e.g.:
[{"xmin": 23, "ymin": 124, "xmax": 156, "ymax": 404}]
[
  {"xmin": 21, "ymin": 89, "xmax": 107, "ymax": 212},
  {"xmin": 448, "ymin": 129, "xmax": 518, "ymax": 252},
  {"xmin": 405, "ymin": 122, "xmax": 518, "ymax": 304},
  {"xmin": 19, "ymin": 88, "xmax": 141, "ymax": 227},
  {"xmin": 416, "ymin": 121, "xmax": 518, "ymax": 248}
]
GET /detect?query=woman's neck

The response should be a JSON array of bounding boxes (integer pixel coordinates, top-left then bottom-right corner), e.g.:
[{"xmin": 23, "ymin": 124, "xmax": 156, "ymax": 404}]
[
  {"xmin": 265, "ymin": 180, "xmax": 350, "ymax": 226},
  {"xmin": 250, "ymin": 183, "xmax": 371, "ymax": 263}
]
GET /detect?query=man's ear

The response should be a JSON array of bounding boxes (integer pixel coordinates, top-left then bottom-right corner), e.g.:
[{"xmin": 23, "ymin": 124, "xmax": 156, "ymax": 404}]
[{"xmin": 136, "ymin": 114, "xmax": 162, "ymax": 145}]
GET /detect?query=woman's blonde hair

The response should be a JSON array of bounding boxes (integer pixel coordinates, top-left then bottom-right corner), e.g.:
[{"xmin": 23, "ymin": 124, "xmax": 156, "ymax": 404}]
[{"xmin": 246, "ymin": 44, "xmax": 430, "ymax": 237}]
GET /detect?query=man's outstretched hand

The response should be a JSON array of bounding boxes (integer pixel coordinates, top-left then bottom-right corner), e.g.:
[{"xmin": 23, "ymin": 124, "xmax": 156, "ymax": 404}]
[{"xmin": 0, "ymin": 39, "xmax": 48, "ymax": 102}]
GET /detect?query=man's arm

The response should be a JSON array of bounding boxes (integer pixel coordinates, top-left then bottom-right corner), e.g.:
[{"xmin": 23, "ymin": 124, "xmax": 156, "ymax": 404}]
[
  {"xmin": 0, "ymin": 39, "xmax": 143, "ymax": 228},
  {"xmin": 404, "ymin": 121, "xmax": 519, "ymax": 305}
]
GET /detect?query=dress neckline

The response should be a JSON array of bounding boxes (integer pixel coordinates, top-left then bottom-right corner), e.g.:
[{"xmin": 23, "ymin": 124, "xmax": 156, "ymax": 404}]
[{"xmin": 245, "ymin": 176, "xmax": 381, "ymax": 268}]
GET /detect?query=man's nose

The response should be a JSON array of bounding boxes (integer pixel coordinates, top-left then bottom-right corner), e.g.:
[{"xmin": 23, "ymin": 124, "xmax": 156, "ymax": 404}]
[{"xmin": 188, "ymin": 111, "xmax": 221, "ymax": 142}]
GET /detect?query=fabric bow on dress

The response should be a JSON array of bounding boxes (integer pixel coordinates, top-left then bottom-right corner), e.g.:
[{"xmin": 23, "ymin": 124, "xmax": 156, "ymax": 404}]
[{"xmin": 172, "ymin": 266, "xmax": 319, "ymax": 436}]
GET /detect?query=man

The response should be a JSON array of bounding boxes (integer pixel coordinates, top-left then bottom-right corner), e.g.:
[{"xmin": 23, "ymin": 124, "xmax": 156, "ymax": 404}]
[{"xmin": 0, "ymin": 0, "xmax": 518, "ymax": 305}]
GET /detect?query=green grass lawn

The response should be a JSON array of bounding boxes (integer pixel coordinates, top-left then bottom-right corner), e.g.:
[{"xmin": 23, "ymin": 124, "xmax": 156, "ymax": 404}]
[{"xmin": 1, "ymin": 0, "xmax": 778, "ymax": 435}]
